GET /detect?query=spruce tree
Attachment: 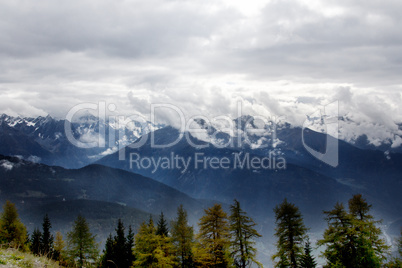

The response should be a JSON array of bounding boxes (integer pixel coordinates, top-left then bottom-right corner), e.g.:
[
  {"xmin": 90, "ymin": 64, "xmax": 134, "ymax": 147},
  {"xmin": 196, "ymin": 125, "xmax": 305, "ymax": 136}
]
[
  {"xmin": 171, "ymin": 204, "xmax": 195, "ymax": 268},
  {"xmin": 196, "ymin": 204, "xmax": 231, "ymax": 267},
  {"xmin": 229, "ymin": 199, "xmax": 262, "ymax": 268},
  {"xmin": 156, "ymin": 212, "xmax": 169, "ymax": 237},
  {"xmin": 300, "ymin": 238, "xmax": 316, "ymax": 268},
  {"xmin": 41, "ymin": 214, "xmax": 54, "ymax": 257},
  {"xmin": 30, "ymin": 228, "xmax": 42, "ymax": 255},
  {"xmin": 126, "ymin": 225, "xmax": 136, "ymax": 266},
  {"xmin": 101, "ymin": 234, "xmax": 115, "ymax": 268},
  {"xmin": 0, "ymin": 200, "xmax": 28, "ymax": 248},
  {"xmin": 272, "ymin": 198, "xmax": 308, "ymax": 268},
  {"xmin": 100, "ymin": 220, "xmax": 136, "ymax": 268},
  {"xmin": 66, "ymin": 215, "xmax": 98, "ymax": 267},
  {"xmin": 114, "ymin": 219, "xmax": 128, "ymax": 267}
]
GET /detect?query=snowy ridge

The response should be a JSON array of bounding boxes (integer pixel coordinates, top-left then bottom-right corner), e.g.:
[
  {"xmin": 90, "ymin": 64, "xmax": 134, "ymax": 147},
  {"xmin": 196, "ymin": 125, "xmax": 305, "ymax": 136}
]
[{"xmin": 0, "ymin": 113, "xmax": 163, "ymax": 168}]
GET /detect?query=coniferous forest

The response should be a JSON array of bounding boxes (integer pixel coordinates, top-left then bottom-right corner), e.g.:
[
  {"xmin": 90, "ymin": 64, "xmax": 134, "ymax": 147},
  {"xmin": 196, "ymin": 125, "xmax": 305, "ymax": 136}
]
[{"xmin": 0, "ymin": 195, "xmax": 401, "ymax": 267}]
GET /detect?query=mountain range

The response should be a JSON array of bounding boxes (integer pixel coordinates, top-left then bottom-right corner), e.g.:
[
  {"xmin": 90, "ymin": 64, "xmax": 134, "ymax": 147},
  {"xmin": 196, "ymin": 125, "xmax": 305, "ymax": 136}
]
[
  {"xmin": 0, "ymin": 113, "xmax": 161, "ymax": 168},
  {"xmin": 1, "ymin": 113, "xmax": 401, "ymax": 169},
  {"xmin": 0, "ymin": 113, "xmax": 401, "ymax": 266}
]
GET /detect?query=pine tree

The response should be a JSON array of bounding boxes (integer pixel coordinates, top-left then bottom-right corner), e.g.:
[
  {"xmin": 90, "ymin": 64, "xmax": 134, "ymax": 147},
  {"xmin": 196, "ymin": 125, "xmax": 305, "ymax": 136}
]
[
  {"xmin": 134, "ymin": 216, "xmax": 176, "ymax": 267},
  {"xmin": 66, "ymin": 215, "xmax": 99, "ymax": 268},
  {"xmin": 0, "ymin": 200, "xmax": 28, "ymax": 249},
  {"xmin": 300, "ymin": 238, "xmax": 316, "ymax": 268},
  {"xmin": 229, "ymin": 199, "xmax": 262, "ymax": 268},
  {"xmin": 171, "ymin": 204, "xmax": 195, "ymax": 268},
  {"xmin": 195, "ymin": 204, "xmax": 231, "ymax": 268},
  {"xmin": 30, "ymin": 228, "xmax": 42, "ymax": 255},
  {"xmin": 318, "ymin": 194, "xmax": 389, "ymax": 267},
  {"xmin": 53, "ymin": 231, "xmax": 65, "ymax": 261},
  {"xmin": 156, "ymin": 212, "xmax": 169, "ymax": 237},
  {"xmin": 41, "ymin": 214, "xmax": 54, "ymax": 257},
  {"xmin": 272, "ymin": 198, "xmax": 308, "ymax": 268}
]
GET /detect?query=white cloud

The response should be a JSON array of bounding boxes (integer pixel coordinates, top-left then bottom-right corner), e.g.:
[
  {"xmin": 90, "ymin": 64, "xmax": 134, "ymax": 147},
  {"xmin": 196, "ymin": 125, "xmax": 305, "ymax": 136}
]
[
  {"xmin": 0, "ymin": 160, "xmax": 15, "ymax": 171},
  {"xmin": 0, "ymin": 0, "xmax": 401, "ymax": 145}
]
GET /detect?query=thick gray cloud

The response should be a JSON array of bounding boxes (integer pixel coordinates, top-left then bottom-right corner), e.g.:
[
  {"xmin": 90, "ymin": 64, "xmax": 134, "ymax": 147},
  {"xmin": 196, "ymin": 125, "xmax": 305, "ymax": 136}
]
[
  {"xmin": 0, "ymin": 0, "xmax": 401, "ymax": 145},
  {"xmin": 204, "ymin": 0, "xmax": 402, "ymax": 86}
]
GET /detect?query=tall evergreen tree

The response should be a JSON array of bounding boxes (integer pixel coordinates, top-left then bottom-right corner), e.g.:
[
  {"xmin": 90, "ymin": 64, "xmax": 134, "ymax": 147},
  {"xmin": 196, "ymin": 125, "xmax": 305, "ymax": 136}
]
[
  {"xmin": 229, "ymin": 199, "xmax": 262, "ymax": 268},
  {"xmin": 100, "ymin": 220, "xmax": 136, "ymax": 268},
  {"xmin": 41, "ymin": 214, "xmax": 54, "ymax": 257},
  {"xmin": 272, "ymin": 198, "xmax": 308, "ymax": 268},
  {"xmin": 195, "ymin": 204, "xmax": 231, "ymax": 268},
  {"xmin": 350, "ymin": 194, "xmax": 389, "ymax": 266},
  {"xmin": 0, "ymin": 200, "xmax": 28, "ymax": 249},
  {"xmin": 133, "ymin": 220, "xmax": 155, "ymax": 267},
  {"xmin": 171, "ymin": 204, "xmax": 195, "ymax": 268},
  {"xmin": 114, "ymin": 219, "xmax": 128, "ymax": 267},
  {"xmin": 66, "ymin": 215, "xmax": 99, "ymax": 268},
  {"xmin": 300, "ymin": 238, "xmax": 316, "ymax": 268},
  {"xmin": 156, "ymin": 212, "xmax": 169, "ymax": 237},
  {"xmin": 318, "ymin": 202, "xmax": 355, "ymax": 267},
  {"xmin": 318, "ymin": 194, "xmax": 389, "ymax": 267},
  {"xmin": 126, "ymin": 225, "xmax": 136, "ymax": 266},
  {"xmin": 101, "ymin": 234, "xmax": 115, "ymax": 268},
  {"xmin": 30, "ymin": 228, "xmax": 42, "ymax": 255}
]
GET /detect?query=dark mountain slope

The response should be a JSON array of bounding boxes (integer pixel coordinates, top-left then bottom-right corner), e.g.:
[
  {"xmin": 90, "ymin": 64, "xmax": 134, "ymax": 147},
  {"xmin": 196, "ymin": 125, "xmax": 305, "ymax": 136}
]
[{"xmin": 0, "ymin": 155, "xmax": 209, "ymax": 219}]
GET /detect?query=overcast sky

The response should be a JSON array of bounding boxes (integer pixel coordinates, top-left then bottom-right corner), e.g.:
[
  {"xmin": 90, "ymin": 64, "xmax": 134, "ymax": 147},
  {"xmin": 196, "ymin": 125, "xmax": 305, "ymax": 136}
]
[{"xmin": 0, "ymin": 0, "xmax": 401, "ymax": 145}]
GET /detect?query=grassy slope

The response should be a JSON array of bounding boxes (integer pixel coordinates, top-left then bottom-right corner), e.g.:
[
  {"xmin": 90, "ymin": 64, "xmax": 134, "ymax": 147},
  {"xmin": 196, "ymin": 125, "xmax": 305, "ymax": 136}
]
[{"xmin": 0, "ymin": 248, "xmax": 59, "ymax": 268}]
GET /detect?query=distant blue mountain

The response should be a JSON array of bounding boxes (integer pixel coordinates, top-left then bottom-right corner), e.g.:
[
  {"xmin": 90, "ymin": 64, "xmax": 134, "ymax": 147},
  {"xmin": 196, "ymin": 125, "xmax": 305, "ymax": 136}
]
[
  {"xmin": 96, "ymin": 125, "xmax": 402, "ymax": 224},
  {"xmin": 0, "ymin": 114, "xmax": 160, "ymax": 168}
]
